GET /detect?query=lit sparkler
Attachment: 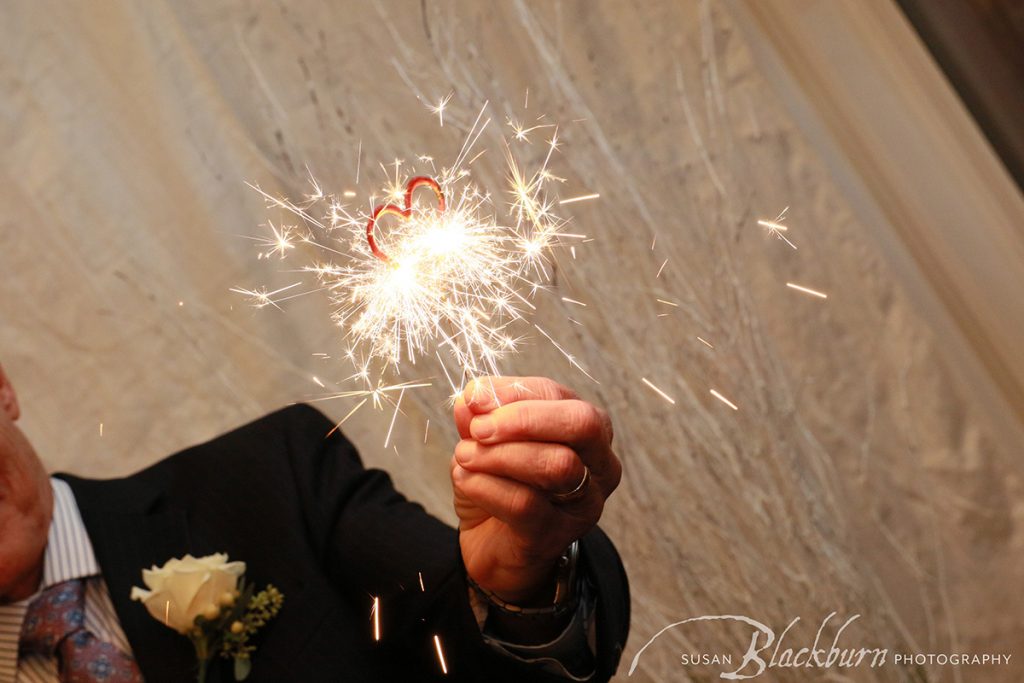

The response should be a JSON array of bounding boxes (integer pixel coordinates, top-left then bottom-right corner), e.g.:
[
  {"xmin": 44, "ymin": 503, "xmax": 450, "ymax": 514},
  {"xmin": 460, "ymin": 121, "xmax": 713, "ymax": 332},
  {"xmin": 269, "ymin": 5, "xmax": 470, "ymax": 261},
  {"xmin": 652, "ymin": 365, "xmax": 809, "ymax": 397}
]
[{"xmin": 239, "ymin": 100, "xmax": 592, "ymax": 424}]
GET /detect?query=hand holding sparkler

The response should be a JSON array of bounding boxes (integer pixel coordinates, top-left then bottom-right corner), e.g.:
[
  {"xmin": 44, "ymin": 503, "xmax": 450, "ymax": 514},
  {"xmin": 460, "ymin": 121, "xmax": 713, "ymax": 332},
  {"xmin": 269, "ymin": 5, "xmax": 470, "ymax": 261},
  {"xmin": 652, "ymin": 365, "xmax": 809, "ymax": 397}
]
[{"xmin": 451, "ymin": 376, "xmax": 621, "ymax": 622}]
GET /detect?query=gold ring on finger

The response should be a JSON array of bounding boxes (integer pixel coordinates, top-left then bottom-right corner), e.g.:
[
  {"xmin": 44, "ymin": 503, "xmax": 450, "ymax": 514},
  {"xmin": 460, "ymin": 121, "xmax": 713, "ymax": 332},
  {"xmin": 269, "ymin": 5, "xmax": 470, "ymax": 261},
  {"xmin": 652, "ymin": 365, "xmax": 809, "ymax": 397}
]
[{"xmin": 551, "ymin": 465, "xmax": 590, "ymax": 505}]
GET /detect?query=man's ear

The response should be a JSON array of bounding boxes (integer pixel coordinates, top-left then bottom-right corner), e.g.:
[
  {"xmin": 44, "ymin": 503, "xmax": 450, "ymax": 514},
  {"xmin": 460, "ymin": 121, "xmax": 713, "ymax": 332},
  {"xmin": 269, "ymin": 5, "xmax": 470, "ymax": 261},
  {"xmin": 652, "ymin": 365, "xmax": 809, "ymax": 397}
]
[{"xmin": 0, "ymin": 364, "xmax": 21, "ymax": 421}]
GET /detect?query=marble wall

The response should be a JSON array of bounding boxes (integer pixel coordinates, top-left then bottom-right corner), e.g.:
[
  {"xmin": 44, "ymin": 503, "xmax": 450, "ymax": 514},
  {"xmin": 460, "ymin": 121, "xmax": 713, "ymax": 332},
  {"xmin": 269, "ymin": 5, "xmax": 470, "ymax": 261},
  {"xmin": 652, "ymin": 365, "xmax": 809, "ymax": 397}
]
[{"xmin": 1, "ymin": 2, "xmax": 1019, "ymax": 680}]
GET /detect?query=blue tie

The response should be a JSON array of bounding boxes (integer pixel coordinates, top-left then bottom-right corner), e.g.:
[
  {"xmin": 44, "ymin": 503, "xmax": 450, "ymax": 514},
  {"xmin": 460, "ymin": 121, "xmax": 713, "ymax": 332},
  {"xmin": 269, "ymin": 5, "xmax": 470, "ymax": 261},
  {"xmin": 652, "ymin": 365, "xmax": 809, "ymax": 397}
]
[{"xmin": 20, "ymin": 579, "xmax": 143, "ymax": 682}]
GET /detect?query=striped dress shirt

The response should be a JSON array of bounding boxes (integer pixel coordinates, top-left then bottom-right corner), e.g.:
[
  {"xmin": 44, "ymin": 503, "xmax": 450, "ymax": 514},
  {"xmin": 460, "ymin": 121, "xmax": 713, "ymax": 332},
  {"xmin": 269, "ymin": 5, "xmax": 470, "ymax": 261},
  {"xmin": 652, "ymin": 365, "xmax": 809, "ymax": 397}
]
[{"xmin": 0, "ymin": 479, "xmax": 132, "ymax": 683}]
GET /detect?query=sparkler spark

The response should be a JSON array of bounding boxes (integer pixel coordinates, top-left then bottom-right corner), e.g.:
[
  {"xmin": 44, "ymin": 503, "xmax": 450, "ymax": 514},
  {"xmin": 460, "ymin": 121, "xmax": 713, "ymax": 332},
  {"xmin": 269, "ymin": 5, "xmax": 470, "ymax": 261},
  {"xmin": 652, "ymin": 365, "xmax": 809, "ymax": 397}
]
[
  {"xmin": 425, "ymin": 91, "xmax": 454, "ymax": 127},
  {"xmin": 641, "ymin": 377, "xmax": 676, "ymax": 405},
  {"xmin": 786, "ymin": 282, "xmax": 828, "ymax": 299},
  {"xmin": 558, "ymin": 192, "xmax": 600, "ymax": 205},
  {"xmin": 383, "ymin": 387, "xmax": 406, "ymax": 449},
  {"xmin": 433, "ymin": 634, "xmax": 449, "ymax": 674},
  {"xmin": 709, "ymin": 388, "xmax": 739, "ymax": 411},
  {"xmin": 229, "ymin": 282, "xmax": 303, "ymax": 310},
  {"xmin": 240, "ymin": 100, "xmax": 592, "ymax": 420},
  {"xmin": 758, "ymin": 206, "xmax": 797, "ymax": 250},
  {"xmin": 314, "ymin": 379, "xmax": 432, "ymax": 439},
  {"xmin": 371, "ymin": 596, "xmax": 380, "ymax": 642},
  {"xmin": 757, "ymin": 219, "xmax": 787, "ymax": 232}
]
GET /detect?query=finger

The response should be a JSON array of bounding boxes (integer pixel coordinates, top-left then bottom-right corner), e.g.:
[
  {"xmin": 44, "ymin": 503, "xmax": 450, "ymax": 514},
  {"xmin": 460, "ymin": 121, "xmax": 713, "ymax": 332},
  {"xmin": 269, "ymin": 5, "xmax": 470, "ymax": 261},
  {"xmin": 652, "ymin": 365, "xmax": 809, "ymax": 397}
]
[
  {"xmin": 456, "ymin": 377, "xmax": 578, "ymax": 439},
  {"xmin": 454, "ymin": 439, "xmax": 587, "ymax": 495},
  {"xmin": 469, "ymin": 399, "xmax": 611, "ymax": 450},
  {"xmin": 462, "ymin": 376, "xmax": 578, "ymax": 415},
  {"xmin": 450, "ymin": 462, "xmax": 558, "ymax": 536},
  {"xmin": 453, "ymin": 393, "xmax": 472, "ymax": 439},
  {"xmin": 469, "ymin": 399, "xmax": 620, "ymax": 492}
]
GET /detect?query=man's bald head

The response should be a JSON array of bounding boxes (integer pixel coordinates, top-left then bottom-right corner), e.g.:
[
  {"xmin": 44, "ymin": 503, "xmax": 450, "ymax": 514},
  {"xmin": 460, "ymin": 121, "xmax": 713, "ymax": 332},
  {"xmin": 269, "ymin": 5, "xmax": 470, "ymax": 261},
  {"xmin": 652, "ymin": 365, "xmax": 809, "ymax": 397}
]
[{"xmin": 0, "ymin": 364, "xmax": 53, "ymax": 603}]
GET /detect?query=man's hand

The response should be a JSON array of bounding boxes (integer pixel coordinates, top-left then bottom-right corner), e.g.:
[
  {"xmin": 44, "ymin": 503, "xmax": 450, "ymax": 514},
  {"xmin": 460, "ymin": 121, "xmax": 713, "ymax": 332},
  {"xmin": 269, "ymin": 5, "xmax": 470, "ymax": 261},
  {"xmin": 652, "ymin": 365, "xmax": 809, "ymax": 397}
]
[{"xmin": 451, "ymin": 376, "xmax": 622, "ymax": 606}]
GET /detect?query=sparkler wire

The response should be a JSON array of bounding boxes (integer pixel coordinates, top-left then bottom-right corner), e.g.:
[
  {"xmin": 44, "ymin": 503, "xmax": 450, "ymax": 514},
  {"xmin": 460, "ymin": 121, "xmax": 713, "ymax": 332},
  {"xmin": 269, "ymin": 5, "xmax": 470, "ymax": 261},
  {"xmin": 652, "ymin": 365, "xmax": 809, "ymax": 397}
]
[{"xmin": 366, "ymin": 176, "xmax": 446, "ymax": 263}]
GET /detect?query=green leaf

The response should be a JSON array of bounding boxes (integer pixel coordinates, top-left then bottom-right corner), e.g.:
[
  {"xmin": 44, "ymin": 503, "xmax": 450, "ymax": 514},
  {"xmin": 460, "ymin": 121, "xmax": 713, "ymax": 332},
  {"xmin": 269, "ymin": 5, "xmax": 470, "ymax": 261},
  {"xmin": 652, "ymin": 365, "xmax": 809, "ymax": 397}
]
[{"xmin": 234, "ymin": 656, "xmax": 252, "ymax": 681}]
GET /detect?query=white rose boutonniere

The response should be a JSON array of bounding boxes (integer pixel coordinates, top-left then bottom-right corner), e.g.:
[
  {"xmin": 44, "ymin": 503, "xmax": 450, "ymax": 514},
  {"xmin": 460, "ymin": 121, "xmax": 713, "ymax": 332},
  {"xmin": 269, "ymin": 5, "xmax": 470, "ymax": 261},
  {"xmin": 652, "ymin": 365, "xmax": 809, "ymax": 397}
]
[
  {"xmin": 131, "ymin": 553, "xmax": 283, "ymax": 683},
  {"xmin": 131, "ymin": 553, "xmax": 245, "ymax": 634}
]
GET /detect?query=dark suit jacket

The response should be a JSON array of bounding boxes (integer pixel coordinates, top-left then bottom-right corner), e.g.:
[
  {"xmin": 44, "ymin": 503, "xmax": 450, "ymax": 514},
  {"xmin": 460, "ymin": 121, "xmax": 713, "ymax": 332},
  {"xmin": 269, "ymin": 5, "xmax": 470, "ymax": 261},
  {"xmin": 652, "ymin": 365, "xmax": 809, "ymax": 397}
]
[{"xmin": 56, "ymin": 404, "xmax": 629, "ymax": 682}]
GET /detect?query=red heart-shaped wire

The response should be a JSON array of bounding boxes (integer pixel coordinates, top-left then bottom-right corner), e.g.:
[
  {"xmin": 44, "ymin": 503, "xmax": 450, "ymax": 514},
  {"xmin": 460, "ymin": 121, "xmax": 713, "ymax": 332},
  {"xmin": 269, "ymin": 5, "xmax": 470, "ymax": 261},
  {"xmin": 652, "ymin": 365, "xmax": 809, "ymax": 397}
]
[{"xmin": 366, "ymin": 176, "xmax": 446, "ymax": 262}]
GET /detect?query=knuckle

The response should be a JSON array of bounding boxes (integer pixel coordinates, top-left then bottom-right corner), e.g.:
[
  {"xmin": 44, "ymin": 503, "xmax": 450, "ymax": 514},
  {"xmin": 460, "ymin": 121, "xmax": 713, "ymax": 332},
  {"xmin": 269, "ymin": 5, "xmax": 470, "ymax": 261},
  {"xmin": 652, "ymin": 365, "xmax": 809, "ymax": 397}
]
[
  {"xmin": 453, "ymin": 439, "xmax": 474, "ymax": 466},
  {"xmin": 532, "ymin": 377, "xmax": 565, "ymax": 401},
  {"xmin": 543, "ymin": 446, "xmax": 579, "ymax": 488},
  {"xmin": 508, "ymin": 487, "xmax": 544, "ymax": 521},
  {"xmin": 607, "ymin": 452, "xmax": 623, "ymax": 491},
  {"xmin": 450, "ymin": 461, "xmax": 470, "ymax": 489},
  {"xmin": 507, "ymin": 403, "xmax": 536, "ymax": 437},
  {"xmin": 597, "ymin": 407, "xmax": 614, "ymax": 444},
  {"xmin": 565, "ymin": 400, "xmax": 601, "ymax": 438}
]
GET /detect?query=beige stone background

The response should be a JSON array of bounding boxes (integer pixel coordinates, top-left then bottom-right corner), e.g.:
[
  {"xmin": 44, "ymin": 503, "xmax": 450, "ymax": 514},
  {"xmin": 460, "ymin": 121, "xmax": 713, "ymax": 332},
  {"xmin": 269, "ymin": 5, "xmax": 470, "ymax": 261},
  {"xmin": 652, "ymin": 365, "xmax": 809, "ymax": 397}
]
[{"xmin": 1, "ymin": 1, "xmax": 1022, "ymax": 681}]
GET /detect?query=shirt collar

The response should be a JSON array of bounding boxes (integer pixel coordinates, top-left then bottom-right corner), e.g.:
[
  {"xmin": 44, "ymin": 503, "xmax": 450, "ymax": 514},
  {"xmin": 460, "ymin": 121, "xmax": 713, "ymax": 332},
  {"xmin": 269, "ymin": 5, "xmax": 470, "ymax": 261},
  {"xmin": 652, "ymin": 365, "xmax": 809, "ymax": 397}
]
[
  {"xmin": 0, "ymin": 478, "xmax": 100, "ymax": 682},
  {"xmin": 41, "ymin": 477, "xmax": 101, "ymax": 588}
]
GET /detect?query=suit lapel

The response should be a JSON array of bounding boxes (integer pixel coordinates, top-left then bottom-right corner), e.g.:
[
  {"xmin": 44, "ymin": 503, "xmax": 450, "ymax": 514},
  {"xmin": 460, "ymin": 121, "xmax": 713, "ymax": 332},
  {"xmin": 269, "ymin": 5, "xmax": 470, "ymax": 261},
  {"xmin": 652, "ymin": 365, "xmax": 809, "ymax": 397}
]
[{"xmin": 57, "ymin": 473, "xmax": 199, "ymax": 683}]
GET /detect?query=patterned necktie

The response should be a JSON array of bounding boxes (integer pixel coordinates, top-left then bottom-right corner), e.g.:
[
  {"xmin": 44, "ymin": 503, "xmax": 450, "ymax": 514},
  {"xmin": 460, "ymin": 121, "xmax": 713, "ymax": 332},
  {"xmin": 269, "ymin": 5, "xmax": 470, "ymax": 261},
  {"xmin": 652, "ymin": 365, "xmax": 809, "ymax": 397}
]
[{"xmin": 19, "ymin": 578, "xmax": 143, "ymax": 683}]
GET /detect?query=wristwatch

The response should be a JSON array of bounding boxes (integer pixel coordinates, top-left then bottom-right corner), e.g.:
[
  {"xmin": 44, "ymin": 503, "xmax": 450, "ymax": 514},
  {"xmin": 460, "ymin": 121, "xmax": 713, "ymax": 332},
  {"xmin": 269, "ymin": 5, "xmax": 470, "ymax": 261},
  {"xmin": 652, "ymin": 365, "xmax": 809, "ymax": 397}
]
[
  {"xmin": 551, "ymin": 539, "xmax": 580, "ymax": 606},
  {"xmin": 468, "ymin": 540, "xmax": 580, "ymax": 618}
]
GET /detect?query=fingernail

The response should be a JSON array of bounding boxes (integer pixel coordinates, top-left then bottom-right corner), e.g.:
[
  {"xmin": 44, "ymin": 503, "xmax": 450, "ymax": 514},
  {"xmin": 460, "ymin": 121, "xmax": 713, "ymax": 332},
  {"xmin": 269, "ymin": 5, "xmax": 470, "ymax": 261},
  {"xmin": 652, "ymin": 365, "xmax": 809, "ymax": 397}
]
[
  {"xmin": 465, "ymin": 383, "xmax": 493, "ymax": 411},
  {"xmin": 470, "ymin": 417, "xmax": 495, "ymax": 440},
  {"xmin": 469, "ymin": 396, "xmax": 494, "ymax": 412},
  {"xmin": 455, "ymin": 440, "xmax": 474, "ymax": 465}
]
